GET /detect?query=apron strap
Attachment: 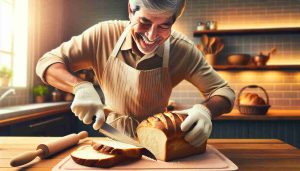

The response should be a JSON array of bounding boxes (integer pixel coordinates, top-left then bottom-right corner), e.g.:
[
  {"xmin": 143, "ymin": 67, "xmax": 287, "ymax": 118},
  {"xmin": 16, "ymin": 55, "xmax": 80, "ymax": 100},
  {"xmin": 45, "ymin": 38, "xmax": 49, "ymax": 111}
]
[
  {"xmin": 111, "ymin": 22, "xmax": 133, "ymax": 58},
  {"xmin": 162, "ymin": 38, "xmax": 170, "ymax": 68}
]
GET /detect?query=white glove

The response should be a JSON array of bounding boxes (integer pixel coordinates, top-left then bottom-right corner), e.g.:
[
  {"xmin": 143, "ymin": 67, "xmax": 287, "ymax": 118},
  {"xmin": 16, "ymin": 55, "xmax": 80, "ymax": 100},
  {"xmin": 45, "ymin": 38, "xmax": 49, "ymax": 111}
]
[
  {"xmin": 173, "ymin": 104, "xmax": 212, "ymax": 147},
  {"xmin": 71, "ymin": 81, "xmax": 105, "ymax": 130}
]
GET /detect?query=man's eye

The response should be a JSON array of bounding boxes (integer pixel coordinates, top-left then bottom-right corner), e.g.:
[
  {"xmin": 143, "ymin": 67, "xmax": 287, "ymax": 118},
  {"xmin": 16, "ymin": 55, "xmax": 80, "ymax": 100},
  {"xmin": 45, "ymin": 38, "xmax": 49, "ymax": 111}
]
[
  {"xmin": 140, "ymin": 22, "xmax": 151, "ymax": 28},
  {"xmin": 159, "ymin": 25, "xmax": 171, "ymax": 30}
]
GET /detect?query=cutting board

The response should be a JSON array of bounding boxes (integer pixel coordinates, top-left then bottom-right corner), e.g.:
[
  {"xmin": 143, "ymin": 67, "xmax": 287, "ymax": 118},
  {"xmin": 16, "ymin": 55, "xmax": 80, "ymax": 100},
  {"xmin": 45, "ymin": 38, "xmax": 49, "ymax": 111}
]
[{"xmin": 52, "ymin": 145, "xmax": 238, "ymax": 171}]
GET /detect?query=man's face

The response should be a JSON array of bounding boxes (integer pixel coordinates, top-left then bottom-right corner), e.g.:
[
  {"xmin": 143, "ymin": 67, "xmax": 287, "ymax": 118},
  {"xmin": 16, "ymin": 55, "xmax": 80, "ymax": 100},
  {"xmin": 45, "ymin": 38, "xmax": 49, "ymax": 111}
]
[{"xmin": 129, "ymin": 7, "xmax": 174, "ymax": 55}]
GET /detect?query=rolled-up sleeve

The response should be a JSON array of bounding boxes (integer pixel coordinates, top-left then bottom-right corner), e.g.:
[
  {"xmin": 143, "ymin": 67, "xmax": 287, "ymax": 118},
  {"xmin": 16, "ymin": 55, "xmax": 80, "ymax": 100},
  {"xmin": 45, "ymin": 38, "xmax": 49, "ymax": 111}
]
[
  {"xmin": 36, "ymin": 23, "xmax": 99, "ymax": 84},
  {"xmin": 185, "ymin": 45, "xmax": 236, "ymax": 109}
]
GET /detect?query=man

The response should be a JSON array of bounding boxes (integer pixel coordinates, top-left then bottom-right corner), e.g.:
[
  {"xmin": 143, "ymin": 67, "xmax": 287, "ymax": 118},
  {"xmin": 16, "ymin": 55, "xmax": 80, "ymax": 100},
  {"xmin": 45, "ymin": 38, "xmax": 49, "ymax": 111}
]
[{"xmin": 36, "ymin": 0, "xmax": 235, "ymax": 147}]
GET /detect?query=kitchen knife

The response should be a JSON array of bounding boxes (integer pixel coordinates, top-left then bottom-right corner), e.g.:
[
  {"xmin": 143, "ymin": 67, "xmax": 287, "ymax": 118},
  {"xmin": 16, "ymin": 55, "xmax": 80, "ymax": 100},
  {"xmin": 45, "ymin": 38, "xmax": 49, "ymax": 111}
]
[
  {"xmin": 99, "ymin": 123, "xmax": 156, "ymax": 160},
  {"xmin": 98, "ymin": 106, "xmax": 157, "ymax": 160}
]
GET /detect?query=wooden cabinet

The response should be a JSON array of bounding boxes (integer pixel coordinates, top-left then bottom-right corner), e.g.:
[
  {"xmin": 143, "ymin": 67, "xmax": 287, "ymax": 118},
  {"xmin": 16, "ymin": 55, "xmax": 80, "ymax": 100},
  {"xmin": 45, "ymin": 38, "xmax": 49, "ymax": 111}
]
[
  {"xmin": 211, "ymin": 120, "xmax": 300, "ymax": 149},
  {"xmin": 212, "ymin": 110, "xmax": 300, "ymax": 149}
]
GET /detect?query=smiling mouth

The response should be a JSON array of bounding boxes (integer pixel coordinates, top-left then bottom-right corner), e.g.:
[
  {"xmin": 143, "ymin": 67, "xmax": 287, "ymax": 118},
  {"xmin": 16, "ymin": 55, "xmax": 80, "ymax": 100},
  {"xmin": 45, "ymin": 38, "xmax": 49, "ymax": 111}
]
[{"xmin": 138, "ymin": 33, "xmax": 160, "ymax": 46}]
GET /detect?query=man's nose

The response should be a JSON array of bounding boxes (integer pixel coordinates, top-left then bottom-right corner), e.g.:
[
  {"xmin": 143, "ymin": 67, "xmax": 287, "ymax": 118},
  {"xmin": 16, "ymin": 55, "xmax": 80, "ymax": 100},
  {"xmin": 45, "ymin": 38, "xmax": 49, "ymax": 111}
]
[{"xmin": 145, "ymin": 25, "xmax": 158, "ymax": 41}]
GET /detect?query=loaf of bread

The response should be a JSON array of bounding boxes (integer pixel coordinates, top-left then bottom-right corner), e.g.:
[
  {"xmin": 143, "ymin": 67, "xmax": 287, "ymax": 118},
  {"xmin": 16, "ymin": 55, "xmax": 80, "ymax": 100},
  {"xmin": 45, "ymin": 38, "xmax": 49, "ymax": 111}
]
[
  {"xmin": 239, "ymin": 93, "xmax": 266, "ymax": 105},
  {"xmin": 71, "ymin": 139, "xmax": 142, "ymax": 168},
  {"xmin": 136, "ymin": 112, "xmax": 207, "ymax": 161}
]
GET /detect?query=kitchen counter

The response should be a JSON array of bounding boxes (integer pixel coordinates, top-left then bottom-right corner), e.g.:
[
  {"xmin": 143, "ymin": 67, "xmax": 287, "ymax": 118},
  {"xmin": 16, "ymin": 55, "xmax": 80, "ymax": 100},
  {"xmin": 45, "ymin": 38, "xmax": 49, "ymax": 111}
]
[
  {"xmin": 1, "ymin": 137, "xmax": 299, "ymax": 171},
  {"xmin": 0, "ymin": 102, "xmax": 71, "ymax": 127},
  {"xmin": 216, "ymin": 109, "xmax": 300, "ymax": 120}
]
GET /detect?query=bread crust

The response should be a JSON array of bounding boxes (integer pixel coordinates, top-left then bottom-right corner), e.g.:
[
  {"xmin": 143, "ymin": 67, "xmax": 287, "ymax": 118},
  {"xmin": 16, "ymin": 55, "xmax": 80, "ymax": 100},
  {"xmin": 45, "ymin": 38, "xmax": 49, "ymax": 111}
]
[
  {"xmin": 91, "ymin": 139, "xmax": 142, "ymax": 159},
  {"xmin": 137, "ymin": 112, "xmax": 188, "ymax": 138}
]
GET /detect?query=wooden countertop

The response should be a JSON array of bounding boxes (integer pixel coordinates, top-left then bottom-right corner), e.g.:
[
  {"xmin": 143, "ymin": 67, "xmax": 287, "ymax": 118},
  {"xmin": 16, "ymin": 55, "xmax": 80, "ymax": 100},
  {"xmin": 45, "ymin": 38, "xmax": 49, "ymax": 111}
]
[{"xmin": 1, "ymin": 137, "xmax": 300, "ymax": 171}]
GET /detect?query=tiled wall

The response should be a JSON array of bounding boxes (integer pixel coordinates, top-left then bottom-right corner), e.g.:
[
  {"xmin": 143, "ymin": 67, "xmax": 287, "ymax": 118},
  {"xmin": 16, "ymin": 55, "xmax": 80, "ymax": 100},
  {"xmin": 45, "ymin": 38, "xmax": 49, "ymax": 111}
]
[
  {"xmin": 171, "ymin": 0, "xmax": 300, "ymax": 109},
  {"xmin": 62, "ymin": 0, "xmax": 128, "ymax": 41}
]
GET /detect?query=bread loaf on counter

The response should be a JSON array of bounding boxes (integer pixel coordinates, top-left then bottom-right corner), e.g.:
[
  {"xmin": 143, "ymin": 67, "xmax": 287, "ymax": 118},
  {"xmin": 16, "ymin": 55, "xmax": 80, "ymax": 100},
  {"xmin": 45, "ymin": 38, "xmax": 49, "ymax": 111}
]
[{"xmin": 137, "ymin": 112, "xmax": 207, "ymax": 161}]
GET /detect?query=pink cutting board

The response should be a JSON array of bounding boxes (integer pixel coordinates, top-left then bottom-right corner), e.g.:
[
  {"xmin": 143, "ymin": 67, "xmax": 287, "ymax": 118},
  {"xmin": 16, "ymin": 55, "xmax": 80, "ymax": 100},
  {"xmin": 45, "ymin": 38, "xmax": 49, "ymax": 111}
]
[{"xmin": 52, "ymin": 145, "xmax": 238, "ymax": 171}]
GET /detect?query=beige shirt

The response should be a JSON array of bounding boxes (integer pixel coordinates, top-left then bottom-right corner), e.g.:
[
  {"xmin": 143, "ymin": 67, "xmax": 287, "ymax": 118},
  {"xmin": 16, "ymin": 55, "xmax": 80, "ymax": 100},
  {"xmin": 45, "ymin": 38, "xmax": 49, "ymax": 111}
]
[{"xmin": 36, "ymin": 20, "xmax": 235, "ymax": 108}]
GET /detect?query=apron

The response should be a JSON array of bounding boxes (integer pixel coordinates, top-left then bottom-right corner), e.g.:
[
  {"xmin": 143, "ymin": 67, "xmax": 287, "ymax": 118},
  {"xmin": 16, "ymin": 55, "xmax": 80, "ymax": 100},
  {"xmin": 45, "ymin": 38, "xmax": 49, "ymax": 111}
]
[{"xmin": 100, "ymin": 23, "xmax": 172, "ymax": 138}]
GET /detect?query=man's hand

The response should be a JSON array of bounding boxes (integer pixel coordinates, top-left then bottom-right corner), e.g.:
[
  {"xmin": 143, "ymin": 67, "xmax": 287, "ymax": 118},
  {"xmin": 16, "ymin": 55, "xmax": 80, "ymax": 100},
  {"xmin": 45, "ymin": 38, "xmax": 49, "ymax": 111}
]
[
  {"xmin": 71, "ymin": 81, "xmax": 105, "ymax": 130},
  {"xmin": 173, "ymin": 104, "xmax": 212, "ymax": 147}
]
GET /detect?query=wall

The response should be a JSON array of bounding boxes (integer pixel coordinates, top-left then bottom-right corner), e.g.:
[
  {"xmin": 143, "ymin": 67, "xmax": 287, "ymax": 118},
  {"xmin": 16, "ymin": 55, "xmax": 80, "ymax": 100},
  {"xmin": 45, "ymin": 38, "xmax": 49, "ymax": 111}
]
[
  {"xmin": 4, "ymin": 0, "xmax": 296, "ymax": 109},
  {"xmin": 171, "ymin": 0, "xmax": 300, "ymax": 109},
  {"xmin": 62, "ymin": 0, "xmax": 128, "ymax": 41},
  {"xmin": 1, "ymin": 0, "xmax": 64, "ymax": 107}
]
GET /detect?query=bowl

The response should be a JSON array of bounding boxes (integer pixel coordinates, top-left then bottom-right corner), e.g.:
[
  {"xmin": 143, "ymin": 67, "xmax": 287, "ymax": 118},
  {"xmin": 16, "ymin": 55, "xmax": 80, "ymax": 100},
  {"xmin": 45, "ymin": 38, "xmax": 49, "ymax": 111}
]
[
  {"xmin": 227, "ymin": 54, "xmax": 251, "ymax": 65},
  {"xmin": 252, "ymin": 54, "xmax": 270, "ymax": 66}
]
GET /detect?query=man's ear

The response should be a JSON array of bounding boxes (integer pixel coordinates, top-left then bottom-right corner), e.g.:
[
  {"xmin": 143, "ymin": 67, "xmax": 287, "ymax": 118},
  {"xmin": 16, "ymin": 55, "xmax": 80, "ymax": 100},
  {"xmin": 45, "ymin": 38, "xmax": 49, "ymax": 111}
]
[{"xmin": 128, "ymin": 3, "xmax": 133, "ymax": 20}]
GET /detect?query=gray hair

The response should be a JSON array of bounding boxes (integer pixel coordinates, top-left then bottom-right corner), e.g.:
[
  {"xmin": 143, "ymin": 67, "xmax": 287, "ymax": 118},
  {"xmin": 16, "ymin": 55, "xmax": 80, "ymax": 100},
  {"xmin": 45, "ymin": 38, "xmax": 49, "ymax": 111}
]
[{"xmin": 129, "ymin": 0, "xmax": 186, "ymax": 21}]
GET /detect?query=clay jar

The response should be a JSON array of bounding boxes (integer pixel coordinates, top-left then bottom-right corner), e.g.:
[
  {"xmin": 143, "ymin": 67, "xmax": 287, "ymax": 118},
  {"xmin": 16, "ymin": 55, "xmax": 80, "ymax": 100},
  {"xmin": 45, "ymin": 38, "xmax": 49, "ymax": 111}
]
[
  {"xmin": 252, "ymin": 53, "xmax": 270, "ymax": 66},
  {"xmin": 205, "ymin": 54, "xmax": 217, "ymax": 65},
  {"xmin": 52, "ymin": 89, "xmax": 62, "ymax": 102}
]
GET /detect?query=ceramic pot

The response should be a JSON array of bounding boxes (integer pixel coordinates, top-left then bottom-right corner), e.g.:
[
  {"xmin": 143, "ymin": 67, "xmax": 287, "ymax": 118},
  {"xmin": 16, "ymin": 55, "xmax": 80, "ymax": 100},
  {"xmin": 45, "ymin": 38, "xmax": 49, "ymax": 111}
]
[
  {"xmin": 205, "ymin": 54, "xmax": 217, "ymax": 65},
  {"xmin": 35, "ymin": 96, "xmax": 46, "ymax": 103},
  {"xmin": 64, "ymin": 93, "xmax": 74, "ymax": 102},
  {"xmin": 252, "ymin": 54, "xmax": 270, "ymax": 66},
  {"xmin": 0, "ymin": 77, "xmax": 10, "ymax": 87},
  {"xmin": 52, "ymin": 89, "xmax": 62, "ymax": 102}
]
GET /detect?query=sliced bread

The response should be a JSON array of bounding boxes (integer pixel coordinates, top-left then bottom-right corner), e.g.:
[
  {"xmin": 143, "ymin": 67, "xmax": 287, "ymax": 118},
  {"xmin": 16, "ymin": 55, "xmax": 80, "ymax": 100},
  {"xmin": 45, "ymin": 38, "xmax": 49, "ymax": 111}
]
[
  {"xmin": 92, "ymin": 139, "xmax": 143, "ymax": 159},
  {"xmin": 71, "ymin": 145, "xmax": 125, "ymax": 168}
]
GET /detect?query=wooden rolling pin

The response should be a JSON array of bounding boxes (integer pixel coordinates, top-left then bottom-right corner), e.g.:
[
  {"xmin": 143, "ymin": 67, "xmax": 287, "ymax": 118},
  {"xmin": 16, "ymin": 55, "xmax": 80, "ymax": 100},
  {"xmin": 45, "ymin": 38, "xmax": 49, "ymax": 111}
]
[{"xmin": 10, "ymin": 131, "xmax": 88, "ymax": 167}]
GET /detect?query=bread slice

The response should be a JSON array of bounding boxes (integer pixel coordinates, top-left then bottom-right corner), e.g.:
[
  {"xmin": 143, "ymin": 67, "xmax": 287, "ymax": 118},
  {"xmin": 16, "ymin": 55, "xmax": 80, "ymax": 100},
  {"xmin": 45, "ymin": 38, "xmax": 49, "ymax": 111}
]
[
  {"xmin": 92, "ymin": 139, "xmax": 143, "ymax": 159},
  {"xmin": 137, "ymin": 112, "xmax": 207, "ymax": 161},
  {"xmin": 71, "ymin": 145, "xmax": 125, "ymax": 168}
]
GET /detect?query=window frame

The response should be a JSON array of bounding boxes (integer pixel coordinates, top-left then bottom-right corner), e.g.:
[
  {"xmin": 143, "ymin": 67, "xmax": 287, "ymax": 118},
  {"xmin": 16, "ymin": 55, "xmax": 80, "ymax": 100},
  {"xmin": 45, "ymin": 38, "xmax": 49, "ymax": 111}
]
[
  {"xmin": 0, "ymin": 0, "xmax": 15, "ymax": 73},
  {"xmin": 0, "ymin": 0, "xmax": 28, "ymax": 88}
]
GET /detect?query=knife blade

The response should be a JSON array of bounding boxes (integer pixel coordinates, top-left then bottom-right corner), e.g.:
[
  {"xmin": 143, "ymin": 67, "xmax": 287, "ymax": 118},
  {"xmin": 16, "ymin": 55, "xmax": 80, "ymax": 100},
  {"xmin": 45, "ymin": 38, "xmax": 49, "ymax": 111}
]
[
  {"xmin": 100, "ymin": 123, "xmax": 141, "ymax": 147},
  {"xmin": 99, "ymin": 105, "xmax": 156, "ymax": 160},
  {"xmin": 99, "ymin": 123, "xmax": 157, "ymax": 160}
]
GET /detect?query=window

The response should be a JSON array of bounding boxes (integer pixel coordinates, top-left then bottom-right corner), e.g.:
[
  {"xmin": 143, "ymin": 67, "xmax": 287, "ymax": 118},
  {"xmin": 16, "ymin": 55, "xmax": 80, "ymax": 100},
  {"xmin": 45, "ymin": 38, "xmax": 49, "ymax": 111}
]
[{"xmin": 0, "ymin": 0, "xmax": 28, "ymax": 87}]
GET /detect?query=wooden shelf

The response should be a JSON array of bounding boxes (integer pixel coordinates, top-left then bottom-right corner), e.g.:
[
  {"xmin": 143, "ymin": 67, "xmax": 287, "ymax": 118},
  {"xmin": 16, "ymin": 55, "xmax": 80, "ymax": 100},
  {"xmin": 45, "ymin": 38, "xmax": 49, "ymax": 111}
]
[
  {"xmin": 215, "ymin": 109, "xmax": 300, "ymax": 120},
  {"xmin": 213, "ymin": 65, "xmax": 300, "ymax": 71},
  {"xmin": 193, "ymin": 27, "xmax": 300, "ymax": 36}
]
